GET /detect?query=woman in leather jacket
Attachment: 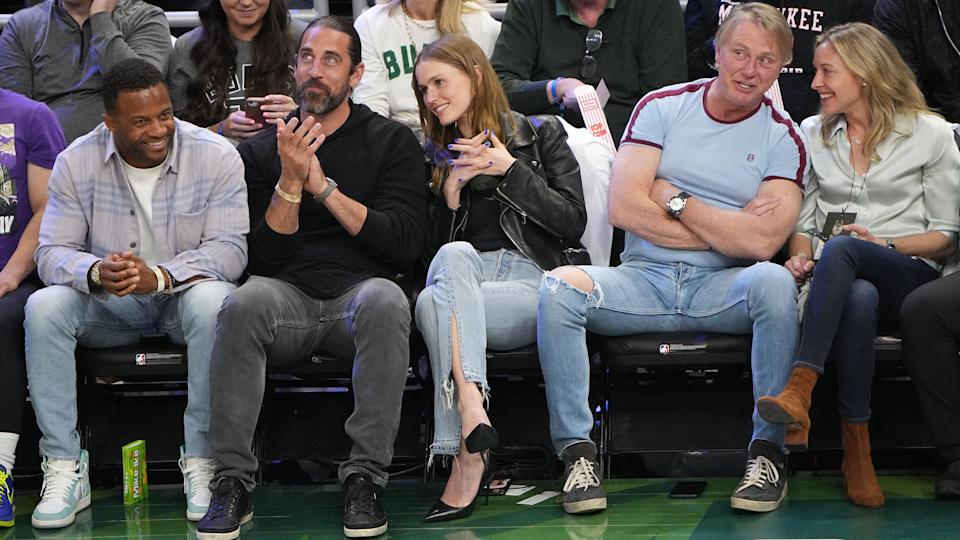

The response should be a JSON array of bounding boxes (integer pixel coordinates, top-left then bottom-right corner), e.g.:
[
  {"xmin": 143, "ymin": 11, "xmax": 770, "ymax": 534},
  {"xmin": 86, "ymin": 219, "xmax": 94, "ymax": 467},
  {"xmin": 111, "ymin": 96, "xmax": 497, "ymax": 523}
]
[{"xmin": 412, "ymin": 33, "xmax": 587, "ymax": 523}]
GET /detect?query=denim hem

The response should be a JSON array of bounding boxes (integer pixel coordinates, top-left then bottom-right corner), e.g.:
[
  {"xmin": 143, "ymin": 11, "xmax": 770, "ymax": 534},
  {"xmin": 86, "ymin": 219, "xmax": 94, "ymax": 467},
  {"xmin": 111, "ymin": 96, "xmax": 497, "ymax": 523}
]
[
  {"xmin": 839, "ymin": 415, "xmax": 871, "ymax": 424},
  {"xmin": 794, "ymin": 360, "xmax": 825, "ymax": 375},
  {"xmin": 40, "ymin": 451, "xmax": 82, "ymax": 462},
  {"xmin": 339, "ymin": 463, "xmax": 389, "ymax": 488}
]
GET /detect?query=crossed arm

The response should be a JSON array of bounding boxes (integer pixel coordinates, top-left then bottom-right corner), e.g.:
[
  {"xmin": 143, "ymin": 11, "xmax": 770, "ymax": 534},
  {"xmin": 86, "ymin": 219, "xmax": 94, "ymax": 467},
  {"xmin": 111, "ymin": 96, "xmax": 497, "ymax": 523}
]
[{"xmin": 609, "ymin": 144, "xmax": 803, "ymax": 261}]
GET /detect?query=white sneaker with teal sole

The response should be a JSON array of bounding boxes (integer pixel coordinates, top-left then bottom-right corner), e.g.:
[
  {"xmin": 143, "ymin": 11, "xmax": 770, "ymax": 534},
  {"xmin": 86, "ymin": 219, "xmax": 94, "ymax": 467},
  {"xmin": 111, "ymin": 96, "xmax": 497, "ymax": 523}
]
[
  {"xmin": 179, "ymin": 446, "xmax": 215, "ymax": 521},
  {"xmin": 31, "ymin": 450, "xmax": 91, "ymax": 529}
]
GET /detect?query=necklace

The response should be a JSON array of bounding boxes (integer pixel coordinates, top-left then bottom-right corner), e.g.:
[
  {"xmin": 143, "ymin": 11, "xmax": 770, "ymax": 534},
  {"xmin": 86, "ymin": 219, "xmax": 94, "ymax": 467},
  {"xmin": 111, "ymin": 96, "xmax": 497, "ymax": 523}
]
[{"xmin": 401, "ymin": 1, "xmax": 435, "ymax": 31}]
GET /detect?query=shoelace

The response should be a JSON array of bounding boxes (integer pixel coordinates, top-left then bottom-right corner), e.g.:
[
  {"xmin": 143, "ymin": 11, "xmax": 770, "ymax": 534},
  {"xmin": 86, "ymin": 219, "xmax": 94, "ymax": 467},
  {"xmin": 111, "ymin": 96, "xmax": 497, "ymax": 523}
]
[
  {"xmin": 563, "ymin": 457, "xmax": 601, "ymax": 493},
  {"xmin": 39, "ymin": 460, "xmax": 82, "ymax": 501},
  {"xmin": 180, "ymin": 457, "xmax": 215, "ymax": 498},
  {"xmin": 205, "ymin": 480, "xmax": 239, "ymax": 520},
  {"xmin": 735, "ymin": 455, "xmax": 780, "ymax": 493},
  {"xmin": 347, "ymin": 482, "xmax": 378, "ymax": 516}
]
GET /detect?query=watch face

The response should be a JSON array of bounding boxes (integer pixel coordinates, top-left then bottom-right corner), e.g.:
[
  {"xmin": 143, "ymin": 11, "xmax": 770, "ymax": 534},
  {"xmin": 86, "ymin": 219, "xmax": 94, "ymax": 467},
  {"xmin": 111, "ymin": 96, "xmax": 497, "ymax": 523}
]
[{"xmin": 668, "ymin": 198, "xmax": 685, "ymax": 212}]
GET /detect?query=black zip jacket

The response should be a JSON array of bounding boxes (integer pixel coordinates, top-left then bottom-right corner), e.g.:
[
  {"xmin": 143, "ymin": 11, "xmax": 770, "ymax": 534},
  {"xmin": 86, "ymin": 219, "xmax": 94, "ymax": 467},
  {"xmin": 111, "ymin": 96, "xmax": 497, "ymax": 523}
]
[
  {"xmin": 240, "ymin": 102, "xmax": 428, "ymax": 298},
  {"xmin": 875, "ymin": 0, "xmax": 960, "ymax": 123},
  {"xmin": 426, "ymin": 112, "xmax": 588, "ymax": 271}
]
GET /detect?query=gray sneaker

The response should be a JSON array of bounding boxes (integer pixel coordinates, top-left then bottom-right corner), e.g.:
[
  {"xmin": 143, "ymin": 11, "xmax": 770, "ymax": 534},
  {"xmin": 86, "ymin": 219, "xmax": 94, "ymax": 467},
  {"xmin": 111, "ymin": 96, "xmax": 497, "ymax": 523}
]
[
  {"xmin": 560, "ymin": 442, "xmax": 607, "ymax": 515},
  {"xmin": 730, "ymin": 440, "xmax": 787, "ymax": 512}
]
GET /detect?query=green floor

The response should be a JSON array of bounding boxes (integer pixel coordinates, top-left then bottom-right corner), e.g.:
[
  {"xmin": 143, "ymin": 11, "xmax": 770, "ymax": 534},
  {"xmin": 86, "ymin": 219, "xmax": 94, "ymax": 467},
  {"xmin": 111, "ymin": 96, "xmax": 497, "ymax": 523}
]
[{"xmin": 3, "ymin": 476, "xmax": 959, "ymax": 539}]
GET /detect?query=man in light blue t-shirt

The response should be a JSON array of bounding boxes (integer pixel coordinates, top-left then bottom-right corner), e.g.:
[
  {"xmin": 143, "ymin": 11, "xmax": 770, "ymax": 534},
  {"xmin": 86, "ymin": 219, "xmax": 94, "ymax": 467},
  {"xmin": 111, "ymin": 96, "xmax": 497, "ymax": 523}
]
[{"xmin": 536, "ymin": 3, "xmax": 809, "ymax": 516}]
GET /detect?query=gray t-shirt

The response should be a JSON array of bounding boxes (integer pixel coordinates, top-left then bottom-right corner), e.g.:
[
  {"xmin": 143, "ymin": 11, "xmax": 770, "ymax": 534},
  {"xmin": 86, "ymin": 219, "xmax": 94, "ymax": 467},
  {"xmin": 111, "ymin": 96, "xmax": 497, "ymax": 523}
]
[
  {"xmin": 166, "ymin": 19, "xmax": 307, "ymax": 127},
  {"xmin": 0, "ymin": 0, "xmax": 172, "ymax": 143}
]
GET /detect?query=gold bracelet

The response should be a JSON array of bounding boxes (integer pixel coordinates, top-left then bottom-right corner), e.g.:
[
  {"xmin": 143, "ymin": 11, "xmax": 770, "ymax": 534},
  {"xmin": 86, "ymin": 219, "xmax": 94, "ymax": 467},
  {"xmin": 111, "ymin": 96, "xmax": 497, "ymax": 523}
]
[{"xmin": 274, "ymin": 182, "xmax": 302, "ymax": 204}]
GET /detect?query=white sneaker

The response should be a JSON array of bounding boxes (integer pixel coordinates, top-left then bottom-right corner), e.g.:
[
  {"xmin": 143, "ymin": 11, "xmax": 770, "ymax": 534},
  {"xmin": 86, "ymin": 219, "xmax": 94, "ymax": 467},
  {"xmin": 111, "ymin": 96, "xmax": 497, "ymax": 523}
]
[
  {"xmin": 31, "ymin": 450, "xmax": 92, "ymax": 529},
  {"xmin": 179, "ymin": 446, "xmax": 215, "ymax": 521}
]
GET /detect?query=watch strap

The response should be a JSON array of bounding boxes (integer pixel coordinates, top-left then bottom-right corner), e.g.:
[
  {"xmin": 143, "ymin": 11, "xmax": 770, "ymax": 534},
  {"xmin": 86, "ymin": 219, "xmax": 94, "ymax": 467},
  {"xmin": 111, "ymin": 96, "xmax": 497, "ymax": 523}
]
[{"xmin": 314, "ymin": 177, "xmax": 338, "ymax": 204}]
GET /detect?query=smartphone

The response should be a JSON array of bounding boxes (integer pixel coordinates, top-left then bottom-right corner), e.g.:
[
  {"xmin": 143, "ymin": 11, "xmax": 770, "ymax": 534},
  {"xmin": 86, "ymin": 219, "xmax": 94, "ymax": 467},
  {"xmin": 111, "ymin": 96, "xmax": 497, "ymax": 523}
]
[
  {"xmin": 244, "ymin": 97, "xmax": 266, "ymax": 124},
  {"xmin": 668, "ymin": 480, "xmax": 707, "ymax": 499}
]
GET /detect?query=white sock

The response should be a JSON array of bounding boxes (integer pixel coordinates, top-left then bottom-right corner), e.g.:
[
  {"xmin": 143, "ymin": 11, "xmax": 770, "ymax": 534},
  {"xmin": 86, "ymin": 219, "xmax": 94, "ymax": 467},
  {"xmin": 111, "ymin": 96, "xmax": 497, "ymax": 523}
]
[{"xmin": 0, "ymin": 432, "xmax": 18, "ymax": 472}]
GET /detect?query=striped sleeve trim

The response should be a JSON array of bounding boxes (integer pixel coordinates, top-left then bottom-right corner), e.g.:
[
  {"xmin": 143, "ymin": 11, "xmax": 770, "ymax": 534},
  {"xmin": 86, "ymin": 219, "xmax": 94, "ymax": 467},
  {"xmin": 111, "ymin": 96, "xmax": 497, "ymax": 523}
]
[{"xmin": 764, "ymin": 97, "xmax": 807, "ymax": 189}]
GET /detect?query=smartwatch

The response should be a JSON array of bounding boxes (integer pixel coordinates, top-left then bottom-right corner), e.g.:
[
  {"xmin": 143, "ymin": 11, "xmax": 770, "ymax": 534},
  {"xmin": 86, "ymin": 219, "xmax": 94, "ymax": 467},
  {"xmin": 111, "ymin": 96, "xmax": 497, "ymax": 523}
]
[
  {"xmin": 313, "ymin": 177, "xmax": 339, "ymax": 204},
  {"xmin": 885, "ymin": 238, "xmax": 896, "ymax": 251},
  {"xmin": 667, "ymin": 191, "xmax": 691, "ymax": 218}
]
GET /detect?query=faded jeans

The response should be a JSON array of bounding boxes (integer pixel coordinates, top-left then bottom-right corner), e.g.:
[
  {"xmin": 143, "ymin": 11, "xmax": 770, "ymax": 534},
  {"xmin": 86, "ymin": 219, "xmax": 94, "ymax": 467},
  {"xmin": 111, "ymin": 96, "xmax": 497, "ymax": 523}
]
[
  {"xmin": 415, "ymin": 243, "xmax": 543, "ymax": 457},
  {"xmin": 538, "ymin": 259, "xmax": 799, "ymax": 455},
  {"xmin": 24, "ymin": 281, "xmax": 235, "ymax": 460},
  {"xmin": 208, "ymin": 276, "xmax": 411, "ymax": 491}
]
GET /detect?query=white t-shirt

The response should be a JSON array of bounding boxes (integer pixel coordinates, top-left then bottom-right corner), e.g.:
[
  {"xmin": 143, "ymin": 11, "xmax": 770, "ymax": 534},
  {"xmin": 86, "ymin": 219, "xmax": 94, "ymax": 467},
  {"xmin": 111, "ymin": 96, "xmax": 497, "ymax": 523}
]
[
  {"xmin": 119, "ymin": 156, "xmax": 166, "ymax": 265},
  {"xmin": 353, "ymin": 2, "xmax": 501, "ymax": 133}
]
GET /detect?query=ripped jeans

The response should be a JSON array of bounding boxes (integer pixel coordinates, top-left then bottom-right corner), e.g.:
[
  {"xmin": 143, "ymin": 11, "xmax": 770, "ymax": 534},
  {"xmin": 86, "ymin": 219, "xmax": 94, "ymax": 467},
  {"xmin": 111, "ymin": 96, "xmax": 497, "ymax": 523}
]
[
  {"xmin": 415, "ymin": 242, "xmax": 544, "ymax": 458},
  {"xmin": 537, "ymin": 259, "xmax": 800, "ymax": 454}
]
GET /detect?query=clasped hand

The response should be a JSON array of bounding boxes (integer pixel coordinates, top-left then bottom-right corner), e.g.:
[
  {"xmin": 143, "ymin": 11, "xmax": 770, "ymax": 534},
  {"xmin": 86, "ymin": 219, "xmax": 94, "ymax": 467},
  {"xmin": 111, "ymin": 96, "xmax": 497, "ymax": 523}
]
[
  {"xmin": 277, "ymin": 116, "xmax": 326, "ymax": 185},
  {"xmin": 443, "ymin": 130, "xmax": 516, "ymax": 209},
  {"xmin": 98, "ymin": 252, "xmax": 159, "ymax": 297}
]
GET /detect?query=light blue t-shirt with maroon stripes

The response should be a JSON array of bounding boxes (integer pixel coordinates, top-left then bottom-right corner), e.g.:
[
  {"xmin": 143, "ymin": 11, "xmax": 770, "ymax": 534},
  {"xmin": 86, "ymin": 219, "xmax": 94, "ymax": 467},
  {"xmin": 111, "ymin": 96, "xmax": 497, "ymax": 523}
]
[{"xmin": 620, "ymin": 77, "xmax": 809, "ymax": 269}]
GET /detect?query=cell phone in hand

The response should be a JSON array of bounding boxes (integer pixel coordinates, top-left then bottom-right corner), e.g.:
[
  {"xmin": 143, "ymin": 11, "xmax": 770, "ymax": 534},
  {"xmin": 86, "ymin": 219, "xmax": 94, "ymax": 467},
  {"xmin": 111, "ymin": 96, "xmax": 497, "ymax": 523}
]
[
  {"xmin": 668, "ymin": 480, "xmax": 707, "ymax": 499},
  {"xmin": 244, "ymin": 97, "xmax": 266, "ymax": 124}
]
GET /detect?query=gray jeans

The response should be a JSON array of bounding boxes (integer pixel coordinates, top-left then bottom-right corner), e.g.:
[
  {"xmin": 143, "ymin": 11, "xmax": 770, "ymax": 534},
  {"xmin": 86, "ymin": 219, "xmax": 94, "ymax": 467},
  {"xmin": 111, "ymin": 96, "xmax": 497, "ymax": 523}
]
[{"xmin": 208, "ymin": 275, "xmax": 411, "ymax": 490}]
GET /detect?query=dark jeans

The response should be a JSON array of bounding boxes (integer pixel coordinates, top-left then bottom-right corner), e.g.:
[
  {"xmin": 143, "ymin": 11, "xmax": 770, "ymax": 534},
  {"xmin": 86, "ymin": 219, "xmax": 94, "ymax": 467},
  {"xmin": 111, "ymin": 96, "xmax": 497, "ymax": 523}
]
[
  {"xmin": 207, "ymin": 276, "xmax": 411, "ymax": 491},
  {"xmin": 797, "ymin": 236, "xmax": 938, "ymax": 421},
  {"xmin": 0, "ymin": 273, "xmax": 41, "ymax": 434},
  {"xmin": 901, "ymin": 273, "xmax": 960, "ymax": 463}
]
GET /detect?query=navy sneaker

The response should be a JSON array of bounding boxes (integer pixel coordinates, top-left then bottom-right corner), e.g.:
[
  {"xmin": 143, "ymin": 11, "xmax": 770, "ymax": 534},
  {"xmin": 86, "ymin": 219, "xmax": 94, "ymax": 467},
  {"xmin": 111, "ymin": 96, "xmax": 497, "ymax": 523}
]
[
  {"xmin": 196, "ymin": 477, "xmax": 253, "ymax": 540},
  {"xmin": 730, "ymin": 439, "xmax": 788, "ymax": 512}
]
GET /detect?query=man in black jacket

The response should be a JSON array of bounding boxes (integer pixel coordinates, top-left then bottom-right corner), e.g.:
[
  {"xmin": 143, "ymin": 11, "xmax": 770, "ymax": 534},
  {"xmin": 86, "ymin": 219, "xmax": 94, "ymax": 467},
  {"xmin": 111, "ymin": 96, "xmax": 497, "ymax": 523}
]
[
  {"xmin": 875, "ymin": 0, "xmax": 960, "ymax": 123},
  {"xmin": 196, "ymin": 16, "xmax": 427, "ymax": 540}
]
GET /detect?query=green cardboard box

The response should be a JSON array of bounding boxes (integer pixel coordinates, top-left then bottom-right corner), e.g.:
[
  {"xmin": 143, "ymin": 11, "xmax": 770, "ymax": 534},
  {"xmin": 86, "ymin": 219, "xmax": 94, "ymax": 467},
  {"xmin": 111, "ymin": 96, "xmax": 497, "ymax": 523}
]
[{"xmin": 122, "ymin": 440, "xmax": 148, "ymax": 505}]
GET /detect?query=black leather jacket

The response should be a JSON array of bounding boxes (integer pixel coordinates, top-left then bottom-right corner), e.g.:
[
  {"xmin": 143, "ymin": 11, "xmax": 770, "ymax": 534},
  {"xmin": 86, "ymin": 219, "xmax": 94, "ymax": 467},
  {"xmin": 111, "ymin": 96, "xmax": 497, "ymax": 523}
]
[{"xmin": 426, "ymin": 112, "xmax": 588, "ymax": 271}]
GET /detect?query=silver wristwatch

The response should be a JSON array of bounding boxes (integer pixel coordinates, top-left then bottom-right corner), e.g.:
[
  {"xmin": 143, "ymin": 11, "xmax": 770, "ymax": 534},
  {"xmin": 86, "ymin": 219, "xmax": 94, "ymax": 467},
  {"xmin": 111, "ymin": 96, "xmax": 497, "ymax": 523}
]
[{"xmin": 667, "ymin": 191, "xmax": 691, "ymax": 218}]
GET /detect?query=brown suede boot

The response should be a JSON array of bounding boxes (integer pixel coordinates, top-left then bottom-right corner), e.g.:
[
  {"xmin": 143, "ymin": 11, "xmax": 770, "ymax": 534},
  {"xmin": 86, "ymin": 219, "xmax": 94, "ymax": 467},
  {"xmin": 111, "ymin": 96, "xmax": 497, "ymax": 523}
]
[
  {"xmin": 841, "ymin": 421, "xmax": 885, "ymax": 508},
  {"xmin": 757, "ymin": 366, "xmax": 820, "ymax": 451}
]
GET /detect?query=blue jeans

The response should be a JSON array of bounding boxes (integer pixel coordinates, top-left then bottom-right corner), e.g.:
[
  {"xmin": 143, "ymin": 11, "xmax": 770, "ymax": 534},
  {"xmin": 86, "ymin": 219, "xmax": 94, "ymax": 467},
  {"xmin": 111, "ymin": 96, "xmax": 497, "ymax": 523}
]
[
  {"xmin": 24, "ymin": 281, "xmax": 235, "ymax": 460},
  {"xmin": 538, "ymin": 259, "xmax": 799, "ymax": 454},
  {"xmin": 797, "ymin": 236, "xmax": 938, "ymax": 422},
  {"xmin": 415, "ymin": 243, "xmax": 543, "ymax": 457}
]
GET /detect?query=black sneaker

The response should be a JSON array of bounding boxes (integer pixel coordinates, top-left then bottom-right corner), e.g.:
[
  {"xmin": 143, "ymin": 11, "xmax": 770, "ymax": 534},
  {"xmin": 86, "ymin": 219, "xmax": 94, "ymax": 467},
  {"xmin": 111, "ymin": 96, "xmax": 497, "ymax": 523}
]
[
  {"xmin": 560, "ymin": 442, "xmax": 607, "ymax": 515},
  {"xmin": 196, "ymin": 477, "xmax": 253, "ymax": 540},
  {"xmin": 343, "ymin": 474, "xmax": 387, "ymax": 538},
  {"xmin": 936, "ymin": 460, "xmax": 960, "ymax": 499},
  {"xmin": 730, "ymin": 439, "xmax": 788, "ymax": 512}
]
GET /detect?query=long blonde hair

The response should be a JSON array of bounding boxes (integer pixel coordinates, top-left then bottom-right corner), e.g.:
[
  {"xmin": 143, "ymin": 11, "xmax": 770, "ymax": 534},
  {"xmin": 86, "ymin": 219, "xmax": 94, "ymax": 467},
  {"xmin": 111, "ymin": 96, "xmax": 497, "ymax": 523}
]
[
  {"xmin": 380, "ymin": 0, "xmax": 488, "ymax": 35},
  {"xmin": 413, "ymin": 33, "xmax": 516, "ymax": 193},
  {"xmin": 815, "ymin": 23, "xmax": 932, "ymax": 158}
]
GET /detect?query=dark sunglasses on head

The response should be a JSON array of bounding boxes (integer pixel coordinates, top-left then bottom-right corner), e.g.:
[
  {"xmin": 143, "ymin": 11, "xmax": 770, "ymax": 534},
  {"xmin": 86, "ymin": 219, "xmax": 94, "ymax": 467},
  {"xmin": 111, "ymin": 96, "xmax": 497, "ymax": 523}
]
[{"xmin": 580, "ymin": 28, "xmax": 603, "ymax": 80}]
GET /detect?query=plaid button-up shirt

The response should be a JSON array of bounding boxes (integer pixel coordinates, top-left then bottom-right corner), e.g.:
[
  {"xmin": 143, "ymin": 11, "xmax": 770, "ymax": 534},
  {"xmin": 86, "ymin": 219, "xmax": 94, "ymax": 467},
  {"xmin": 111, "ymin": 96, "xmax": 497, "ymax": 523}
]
[{"xmin": 36, "ymin": 119, "xmax": 249, "ymax": 293}]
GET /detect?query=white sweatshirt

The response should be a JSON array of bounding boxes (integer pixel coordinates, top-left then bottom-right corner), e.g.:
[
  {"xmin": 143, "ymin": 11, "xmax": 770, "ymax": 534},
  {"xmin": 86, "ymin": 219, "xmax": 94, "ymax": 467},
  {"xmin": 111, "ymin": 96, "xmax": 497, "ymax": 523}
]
[{"xmin": 354, "ymin": 3, "xmax": 501, "ymax": 132}]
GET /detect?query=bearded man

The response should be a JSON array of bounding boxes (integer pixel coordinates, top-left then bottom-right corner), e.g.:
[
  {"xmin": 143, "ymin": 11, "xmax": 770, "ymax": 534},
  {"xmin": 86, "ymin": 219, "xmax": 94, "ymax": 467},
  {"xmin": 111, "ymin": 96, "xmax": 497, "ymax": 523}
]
[{"xmin": 196, "ymin": 16, "xmax": 427, "ymax": 540}]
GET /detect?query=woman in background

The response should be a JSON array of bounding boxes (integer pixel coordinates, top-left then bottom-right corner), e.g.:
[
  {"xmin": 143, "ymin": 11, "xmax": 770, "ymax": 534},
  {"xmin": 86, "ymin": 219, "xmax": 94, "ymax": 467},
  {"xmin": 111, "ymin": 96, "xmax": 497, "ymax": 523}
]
[
  {"xmin": 355, "ymin": 0, "xmax": 500, "ymax": 137},
  {"xmin": 167, "ymin": 0, "xmax": 304, "ymax": 141}
]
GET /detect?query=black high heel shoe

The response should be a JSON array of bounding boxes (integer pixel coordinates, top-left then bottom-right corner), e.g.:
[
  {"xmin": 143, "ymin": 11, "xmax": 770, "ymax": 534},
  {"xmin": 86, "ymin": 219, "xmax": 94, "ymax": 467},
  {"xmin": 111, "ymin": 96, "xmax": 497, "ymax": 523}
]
[
  {"xmin": 423, "ymin": 452, "xmax": 492, "ymax": 523},
  {"xmin": 464, "ymin": 423, "xmax": 499, "ymax": 454}
]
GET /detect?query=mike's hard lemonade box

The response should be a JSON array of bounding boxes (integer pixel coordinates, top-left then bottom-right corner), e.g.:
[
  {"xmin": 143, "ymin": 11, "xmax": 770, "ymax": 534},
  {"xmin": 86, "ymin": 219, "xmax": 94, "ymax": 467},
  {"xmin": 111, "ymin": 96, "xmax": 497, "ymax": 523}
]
[{"xmin": 122, "ymin": 440, "xmax": 149, "ymax": 504}]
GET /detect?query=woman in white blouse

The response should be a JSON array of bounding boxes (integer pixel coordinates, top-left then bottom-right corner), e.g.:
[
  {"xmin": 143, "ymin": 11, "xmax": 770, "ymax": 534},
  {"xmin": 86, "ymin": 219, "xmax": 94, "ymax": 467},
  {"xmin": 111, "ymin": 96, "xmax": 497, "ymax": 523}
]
[
  {"xmin": 758, "ymin": 23, "xmax": 960, "ymax": 508},
  {"xmin": 353, "ymin": 0, "xmax": 501, "ymax": 138}
]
